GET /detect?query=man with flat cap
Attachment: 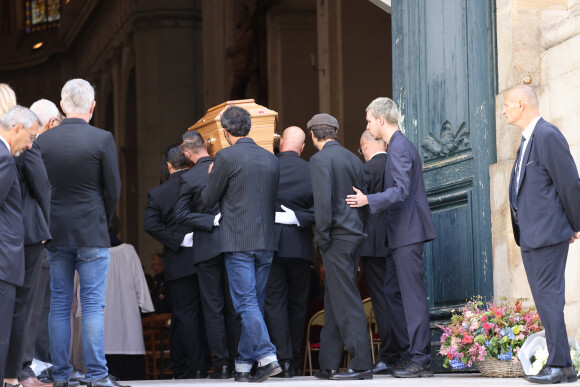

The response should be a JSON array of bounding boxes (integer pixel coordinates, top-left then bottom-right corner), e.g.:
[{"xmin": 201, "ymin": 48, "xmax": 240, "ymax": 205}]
[{"xmin": 308, "ymin": 113, "xmax": 372, "ymax": 381}]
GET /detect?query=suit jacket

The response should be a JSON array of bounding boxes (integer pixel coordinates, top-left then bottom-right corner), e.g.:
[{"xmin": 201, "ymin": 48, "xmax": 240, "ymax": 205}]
[
  {"xmin": 310, "ymin": 141, "xmax": 368, "ymax": 252},
  {"xmin": 174, "ymin": 156, "xmax": 222, "ymax": 264},
  {"xmin": 36, "ymin": 118, "xmax": 121, "ymax": 247},
  {"xmin": 144, "ymin": 169, "xmax": 196, "ymax": 282},
  {"xmin": 0, "ymin": 142, "xmax": 25, "ymax": 286},
  {"xmin": 275, "ymin": 151, "xmax": 315, "ymax": 262},
  {"xmin": 201, "ymin": 137, "xmax": 279, "ymax": 252},
  {"xmin": 359, "ymin": 153, "xmax": 389, "ymax": 257},
  {"xmin": 509, "ymin": 118, "xmax": 580, "ymax": 251},
  {"xmin": 15, "ymin": 141, "xmax": 51, "ymax": 246},
  {"xmin": 367, "ymin": 131, "xmax": 437, "ymax": 249}
]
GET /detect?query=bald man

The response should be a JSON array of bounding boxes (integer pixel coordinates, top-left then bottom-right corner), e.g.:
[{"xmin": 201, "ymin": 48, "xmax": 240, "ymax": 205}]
[
  {"xmin": 264, "ymin": 126, "xmax": 315, "ymax": 378},
  {"xmin": 504, "ymin": 85, "xmax": 580, "ymax": 384}
]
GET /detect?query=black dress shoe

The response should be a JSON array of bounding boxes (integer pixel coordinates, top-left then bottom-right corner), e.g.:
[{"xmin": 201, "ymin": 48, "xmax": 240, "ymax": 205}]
[
  {"xmin": 330, "ymin": 368, "xmax": 373, "ymax": 380},
  {"xmin": 524, "ymin": 365, "xmax": 577, "ymax": 384},
  {"xmin": 235, "ymin": 372, "xmax": 251, "ymax": 382},
  {"xmin": 87, "ymin": 375, "xmax": 129, "ymax": 387},
  {"xmin": 210, "ymin": 365, "xmax": 232, "ymax": 379},
  {"xmin": 372, "ymin": 360, "xmax": 396, "ymax": 375},
  {"xmin": 272, "ymin": 359, "xmax": 293, "ymax": 378},
  {"xmin": 53, "ymin": 383, "xmax": 80, "ymax": 387},
  {"xmin": 314, "ymin": 369, "xmax": 338, "ymax": 379},
  {"xmin": 249, "ymin": 361, "xmax": 282, "ymax": 382},
  {"xmin": 393, "ymin": 360, "xmax": 433, "ymax": 378}
]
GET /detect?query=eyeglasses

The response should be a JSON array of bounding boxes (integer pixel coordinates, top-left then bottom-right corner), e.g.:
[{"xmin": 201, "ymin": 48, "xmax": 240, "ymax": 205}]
[{"xmin": 357, "ymin": 148, "xmax": 362, "ymax": 155}]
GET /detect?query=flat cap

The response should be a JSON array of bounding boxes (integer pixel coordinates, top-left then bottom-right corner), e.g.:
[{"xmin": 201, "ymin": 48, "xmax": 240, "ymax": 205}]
[{"xmin": 307, "ymin": 113, "xmax": 339, "ymax": 131}]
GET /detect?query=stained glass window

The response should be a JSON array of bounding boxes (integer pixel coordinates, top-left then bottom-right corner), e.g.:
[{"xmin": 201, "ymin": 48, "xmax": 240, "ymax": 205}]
[{"xmin": 25, "ymin": 0, "xmax": 61, "ymax": 33}]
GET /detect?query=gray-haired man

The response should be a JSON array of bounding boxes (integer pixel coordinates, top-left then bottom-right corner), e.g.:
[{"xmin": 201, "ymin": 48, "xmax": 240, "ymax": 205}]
[
  {"xmin": 0, "ymin": 106, "xmax": 40, "ymax": 387},
  {"xmin": 36, "ymin": 79, "xmax": 123, "ymax": 387}
]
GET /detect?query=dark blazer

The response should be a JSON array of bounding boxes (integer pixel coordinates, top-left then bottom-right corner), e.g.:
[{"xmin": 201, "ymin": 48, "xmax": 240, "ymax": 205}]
[
  {"xmin": 367, "ymin": 131, "xmax": 437, "ymax": 249},
  {"xmin": 0, "ymin": 142, "xmax": 25, "ymax": 286},
  {"xmin": 145, "ymin": 169, "xmax": 196, "ymax": 282},
  {"xmin": 174, "ymin": 156, "xmax": 222, "ymax": 264},
  {"xmin": 201, "ymin": 137, "xmax": 279, "ymax": 252},
  {"xmin": 275, "ymin": 151, "xmax": 315, "ymax": 262},
  {"xmin": 359, "ymin": 152, "xmax": 389, "ymax": 257},
  {"xmin": 509, "ymin": 118, "xmax": 580, "ymax": 250},
  {"xmin": 310, "ymin": 141, "xmax": 368, "ymax": 252},
  {"xmin": 36, "ymin": 118, "xmax": 120, "ymax": 247},
  {"xmin": 15, "ymin": 141, "xmax": 51, "ymax": 245}
]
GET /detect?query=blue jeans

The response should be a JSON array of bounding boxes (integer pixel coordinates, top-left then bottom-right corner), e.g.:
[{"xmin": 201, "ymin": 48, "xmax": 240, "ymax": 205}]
[
  {"xmin": 224, "ymin": 250, "xmax": 277, "ymax": 370},
  {"xmin": 48, "ymin": 246, "xmax": 110, "ymax": 382}
]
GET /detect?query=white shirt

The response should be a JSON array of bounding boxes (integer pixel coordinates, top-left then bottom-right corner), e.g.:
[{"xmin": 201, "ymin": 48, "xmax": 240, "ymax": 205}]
[
  {"xmin": 0, "ymin": 135, "xmax": 10, "ymax": 152},
  {"xmin": 516, "ymin": 115, "xmax": 541, "ymax": 188},
  {"xmin": 369, "ymin": 151, "xmax": 387, "ymax": 160}
]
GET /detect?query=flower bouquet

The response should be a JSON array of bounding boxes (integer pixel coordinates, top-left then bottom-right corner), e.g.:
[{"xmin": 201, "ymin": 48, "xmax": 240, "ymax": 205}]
[{"xmin": 438, "ymin": 297, "xmax": 543, "ymax": 376}]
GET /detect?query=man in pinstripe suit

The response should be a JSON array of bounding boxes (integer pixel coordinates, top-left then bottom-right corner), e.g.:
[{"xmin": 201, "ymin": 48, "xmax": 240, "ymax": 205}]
[{"xmin": 201, "ymin": 106, "xmax": 281, "ymax": 383}]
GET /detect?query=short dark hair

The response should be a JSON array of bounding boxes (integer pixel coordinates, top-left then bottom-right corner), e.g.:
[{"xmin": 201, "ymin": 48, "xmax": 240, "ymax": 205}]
[
  {"xmin": 166, "ymin": 146, "xmax": 192, "ymax": 169},
  {"xmin": 220, "ymin": 106, "xmax": 251, "ymax": 137},
  {"xmin": 181, "ymin": 130, "xmax": 205, "ymax": 153},
  {"xmin": 182, "ymin": 130, "xmax": 202, "ymax": 142},
  {"xmin": 310, "ymin": 125, "xmax": 338, "ymax": 141}
]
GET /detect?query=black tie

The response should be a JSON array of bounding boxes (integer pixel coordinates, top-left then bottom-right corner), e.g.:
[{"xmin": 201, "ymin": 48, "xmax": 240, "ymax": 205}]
[{"xmin": 510, "ymin": 136, "xmax": 525, "ymax": 210}]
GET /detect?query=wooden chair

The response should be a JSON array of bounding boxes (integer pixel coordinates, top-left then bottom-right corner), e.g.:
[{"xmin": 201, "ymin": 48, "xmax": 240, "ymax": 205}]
[
  {"xmin": 303, "ymin": 309, "xmax": 325, "ymax": 376},
  {"xmin": 362, "ymin": 298, "xmax": 377, "ymax": 363},
  {"xmin": 142, "ymin": 313, "xmax": 172, "ymax": 379}
]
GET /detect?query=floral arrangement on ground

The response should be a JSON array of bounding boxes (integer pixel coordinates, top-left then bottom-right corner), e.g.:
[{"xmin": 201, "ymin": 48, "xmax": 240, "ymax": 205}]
[{"xmin": 438, "ymin": 297, "xmax": 543, "ymax": 370}]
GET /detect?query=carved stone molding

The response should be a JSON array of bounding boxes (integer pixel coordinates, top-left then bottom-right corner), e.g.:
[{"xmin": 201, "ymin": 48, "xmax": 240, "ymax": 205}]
[{"xmin": 421, "ymin": 121, "xmax": 470, "ymax": 160}]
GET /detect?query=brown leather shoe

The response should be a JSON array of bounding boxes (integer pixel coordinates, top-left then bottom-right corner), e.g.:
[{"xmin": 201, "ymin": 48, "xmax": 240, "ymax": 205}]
[{"xmin": 20, "ymin": 377, "xmax": 53, "ymax": 387}]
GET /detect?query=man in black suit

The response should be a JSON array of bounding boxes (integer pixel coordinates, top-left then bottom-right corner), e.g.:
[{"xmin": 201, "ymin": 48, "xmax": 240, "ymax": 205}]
[
  {"xmin": 263, "ymin": 126, "xmax": 315, "ymax": 378},
  {"xmin": 144, "ymin": 146, "xmax": 210, "ymax": 379},
  {"xmin": 0, "ymin": 106, "xmax": 40, "ymax": 385},
  {"xmin": 504, "ymin": 85, "xmax": 580, "ymax": 384},
  {"xmin": 36, "ymin": 79, "xmax": 123, "ymax": 387},
  {"xmin": 357, "ymin": 130, "xmax": 400, "ymax": 375},
  {"xmin": 5, "ymin": 101, "xmax": 56, "ymax": 387},
  {"xmin": 175, "ymin": 131, "xmax": 241, "ymax": 379},
  {"xmin": 347, "ymin": 97, "xmax": 437, "ymax": 378},
  {"xmin": 308, "ymin": 113, "xmax": 372, "ymax": 381},
  {"xmin": 200, "ymin": 106, "xmax": 281, "ymax": 383}
]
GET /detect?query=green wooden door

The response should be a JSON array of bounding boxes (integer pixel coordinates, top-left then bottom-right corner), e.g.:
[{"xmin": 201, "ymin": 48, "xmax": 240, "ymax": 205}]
[{"xmin": 391, "ymin": 0, "xmax": 497, "ymax": 357}]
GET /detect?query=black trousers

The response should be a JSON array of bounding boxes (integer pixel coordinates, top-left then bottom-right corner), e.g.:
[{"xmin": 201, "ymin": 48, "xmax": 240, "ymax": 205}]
[
  {"xmin": 0, "ymin": 279, "xmax": 16, "ymax": 381},
  {"xmin": 196, "ymin": 255, "xmax": 241, "ymax": 367},
  {"xmin": 21, "ymin": 251, "xmax": 51, "ymax": 380},
  {"xmin": 319, "ymin": 239, "xmax": 372, "ymax": 371},
  {"xmin": 34, "ymin": 266, "xmax": 51, "ymax": 363},
  {"xmin": 362, "ymin": 256, "xmax": 400, "ymax": 363},
  {"xmin": 5, "ymin": 243, "xmax": 45, "ymax": 378},
  {"xmin": 384, "ymin": 243, "xmax": 431, "ymax": 364},
  {"xmin": 264, "ymin": 256, "xmax": 311, "ymax": 368},
  {"xmin": 522, "ymin": 240, "xmax": 571, "ymax": 367},
  {"xmin": 166, "ymin": 273, "xmax": 210, "ymax": 376}
]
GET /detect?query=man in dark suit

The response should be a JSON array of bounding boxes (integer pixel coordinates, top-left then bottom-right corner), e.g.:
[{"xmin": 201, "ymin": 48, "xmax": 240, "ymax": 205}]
[
  {"xmin": 5, "ymin": 101, "xmax": 56, "ymax": 387},
  {"xmin": 200, "ymin": 106, "xmax": 281, "ymax": 383},
  {"xmin": 308, "ymin": 113, "xmax": 372, "ymax": 381},
  {"xmin": 174, "ymin": 131, "xmax": 241, "ymax": 379},
  {"xmin": 357, "ymin": 130, "xmax": 400, "ymax": 375},
  {"xmin": 144, "ymin": 146, "xmax": 210, "ymax": 379},
  {"xmin": 347, "ymin": 97, "xmax": 437, "ymax": 378},
  {"xmin": 504, "ymin": 85, "xmax": 580, "ymax": 384},
  {"xmin": 263, "ymin": 126, "xmax": 315, "ymax": 378},
  {"xmin": 36, "ymin": 79, "xmax": 123, "ymax": 387},
  {"xmin": 0, "ymin": 106, "xmax": 40, "ymax": 386}
]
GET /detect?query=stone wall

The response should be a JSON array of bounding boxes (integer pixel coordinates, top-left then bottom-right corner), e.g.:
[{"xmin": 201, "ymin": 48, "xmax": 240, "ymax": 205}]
[{"xmin": 491, "ymin": 0, "xmax": 580, "ymax": 338}]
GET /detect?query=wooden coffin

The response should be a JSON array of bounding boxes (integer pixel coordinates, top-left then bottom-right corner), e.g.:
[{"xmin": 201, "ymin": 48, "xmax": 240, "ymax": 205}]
[{"xmin": 187, "ymin": 99, "xmax": 279, "ymax": 157}]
